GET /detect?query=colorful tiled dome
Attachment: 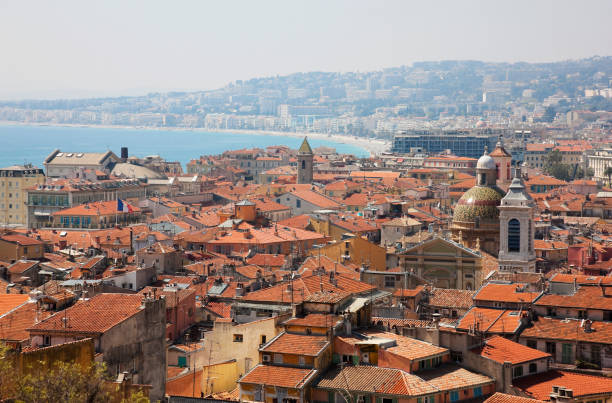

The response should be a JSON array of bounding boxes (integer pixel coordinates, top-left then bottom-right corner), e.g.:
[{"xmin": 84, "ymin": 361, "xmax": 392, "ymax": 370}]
[{"xmin": 453, "ymin": 185, "xmax": 505, "ymax": 223}]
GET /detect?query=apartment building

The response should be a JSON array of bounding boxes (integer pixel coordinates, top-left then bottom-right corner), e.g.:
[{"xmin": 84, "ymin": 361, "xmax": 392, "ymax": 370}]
[{"xmin": 0, "ymin": 165, "xmax": 45, "ymax": 226}]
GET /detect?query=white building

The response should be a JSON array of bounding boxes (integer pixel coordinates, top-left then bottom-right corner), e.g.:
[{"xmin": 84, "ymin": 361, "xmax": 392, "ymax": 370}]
[{"xmin": 498, "ymin": 170, "xmax": 536, "ymax": 273}]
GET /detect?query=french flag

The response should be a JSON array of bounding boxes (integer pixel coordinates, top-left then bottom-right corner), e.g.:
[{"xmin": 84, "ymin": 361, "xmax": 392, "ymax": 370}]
[{"xmin": 117, "ymin": 199, "xmax": 134, "ymax": 213}]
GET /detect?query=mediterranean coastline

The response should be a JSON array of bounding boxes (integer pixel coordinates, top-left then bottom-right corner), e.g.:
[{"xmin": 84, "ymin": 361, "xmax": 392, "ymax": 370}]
[
  {"xmin": 0, "ymin": 120, "xmax": 389, "ymax": 156},
  {"xmin": 0, "ymin": 121, "xmax": 388, "ymax": 169}
]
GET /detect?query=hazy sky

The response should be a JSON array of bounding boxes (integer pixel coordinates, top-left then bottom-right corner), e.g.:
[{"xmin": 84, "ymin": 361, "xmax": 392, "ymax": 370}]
[{"xmin": 1, "ymin": 0, "xmax": 612, "ymax": 99}]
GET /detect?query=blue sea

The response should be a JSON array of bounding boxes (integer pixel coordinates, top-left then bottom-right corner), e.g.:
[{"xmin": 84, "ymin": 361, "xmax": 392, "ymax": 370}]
[{"xmin": 0, "ymin": 124, "xmax": 368, "ymax": 169}]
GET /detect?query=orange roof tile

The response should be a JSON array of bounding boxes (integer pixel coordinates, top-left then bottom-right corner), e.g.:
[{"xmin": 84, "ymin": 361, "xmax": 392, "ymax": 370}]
[
  {"xmin": 0, "ymin": 302, "xmax": 53, "ymax": 342},
  {"xmin": 533, "ymin": 240, "xmax": 568, "ymax": 250},
  {"xmin": 393, "ymin": 286, "xmax": 425, "ymax": 297},
  {"xmin": 239, "ymin": 364, "xmax": 316, "ymax": 389},
  {"xmin": 0, "ymin": 234, "xmax": 45, "ymax": 246},
  {"xmin": 485, "ymin": 392, "xmax": 544, "ymax": 403},
  {"xmin": 283, "ymin": 313, "xmax": 342, "ymax": 328},
  {"xmin": 288, "ymin": 189, "xmax": 342, "ymax": 209},
  {"xmin": 474, "ymin": 283, "xmax": 541, "ymax": 304},
  {"xmin": 29, "ymin": 293, "xmax": 144, "ymax": 335},
  {"xmin": 535, "ymin": 286, "xmax": 612, "ymax": 310},
  {"xmin": 457, "ymin": 307, "xmax": 522, "ymax": 335},
  {"xmin": 472, "ymin": 335, "xmax": 550, "ymax": 365},
  {"xmin": 317, "ymin": 365, "xmax": 429, "ymax": 396},
  {"xmin": 242, "ymin": 273, "xmax": 374, "ymax": 304},
  {"xmin": 0, "ymin": 294, "xmax": 30, "ymax": 316},
  {"xmin": 359, "ymin": 330, "xmax": 448, "ymax": 361},
  {"xmin": 521, "ymin": 316, "xmax": 612, "ymax": 344},
  {"xmin": 513, "ymin": 370, "xmax": 612, "ymax": 400},
  {"xmin": 246, "ymin": 254, "xmax": 286, "ymax": 268},
  {"xmin": 261, "ymin": 332, "xmax": 329, "ymax": 356},
  {"xmin": 52, "ymin": 200, "xmax": 140, "ymax": 216}
]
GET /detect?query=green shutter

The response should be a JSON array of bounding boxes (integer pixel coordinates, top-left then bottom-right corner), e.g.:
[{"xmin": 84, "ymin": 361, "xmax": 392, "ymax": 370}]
[
  {"xmin": 177, "ymin": 356, "xmax": 187, "ymax": 367},
  {"xmin": 332, "ymin": 354, "xmax": 340, "ymax": 364},
  {"xmin": 352, "ymin": 355, "xmax": 360, "ymax": 365},
  {"xmin": 328, "ymin": 391, "xmax": 335, "ymax": 403}
]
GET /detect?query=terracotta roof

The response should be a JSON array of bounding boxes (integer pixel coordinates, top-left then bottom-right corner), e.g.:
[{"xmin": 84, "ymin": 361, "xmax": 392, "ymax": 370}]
[
  {"xmin": 283, "ymin": 313, "xmax": 343, "ymax": 328},
  {"xmin": 29, "ymin": 293, "xmax": 144, "ymax": 334},
  {"xmin": 360, "ymin": 330, "xmax": 448, "ymax": 361},
  {"xmin": 418, "ymin": 364, "xmax": 494, "ymax": 392},
  {"xmin": 0, "ymin": 234, "xmax": 45, "ymax": 246},
  {"xmin": 52, "ymin": 200, "xmax": 140, "ymax": 216},
  {"xmin": 533, "ymin": 240, "xmax": 568, "ymax": 250},
  {"xmin": 535, "ymin": 286, "xmax": 612, "ymax": 310},
  {"xmin": 526, "ymin": 175, "xmax": 567, "ymax": 187},
  {"xmin": 372, "ymin": 317, "xmax": 433, "ymax": 328},
  {"xmin": 235, "ymin": 264, "xmax": 267, "ymax": 280},
  {"xmin": 7, "ymin": 260, "xmax": 39, "ymax": 275},
  {"xmin": 261, "ymin": 332, "xmax": 329, "ymax": 356},
  {"xmin": 202, "ymin": 301, "xmax": 232, "ymax": 318},
  {"xmin": 349, "ymin": 171, "xmax": 402, "ymax": 179},
  {"xmin": 474, "ymin": 283, "xmax": 541, "ymax": 304},
  {"xmin": 300, "ymin": 256, "xmax": 359, "ymax": 280},
  {"xmin": 457, "ymin": 307, "xmax": 523, "ymax": 335},
  {"xmin": 287, "ymin": 189, "xmax": 342, "ymax": 209},
  {"xmin": 549, "ymin": 273, "xmax": 612, "ymax": 285},
  {"xmin": 472, "ymin": 335, "xmax": 550, "ymax": 365},
  {"xmin": 246, "ymin": 254, "xmax": 286, "ymax": 267},
  {"xmin": 489, "ymin": 146, "xmax": 511, "ymax": 158},
  {"xmin": 520, "ymin": 316, "xmax": 612, "ymax": 344},
  {"xmin": 513, "ymin": 370, "xmax": 612, "ymax": 401},
  {"xmin": 241, "ymin": 273, "xmax": 374, "ymax": 304},
  {"xmin": 0, "ymin": 294, "xmax": 30, "ymax": 316},
  {"xmin": 485, "ymin": 392, "xmax": 544, "ymax": 403},
  {"xmin": 525, "ymin": 144, "xmax": 554, "ymax": 152},
  {"xmin": 239, "ymin": 364, "xmax": 316, "ymax": 389},
  {"xmin": 428, "ymin": 288, "xmax": 475, "ymax": 309},
  {"xmin": 315, "ymin": 365, "xmax": 438, "ymax": 396},
  {"xmin": 0, "ymin": 302, "xmax": 53, "ymax": 342},
  {"xmin": 277, "ymin": 214, "xmax": 311, "ymax": 229},
  {"xmin": 394, "ymin": 285, "xmax": 425, "ymax": 297}
]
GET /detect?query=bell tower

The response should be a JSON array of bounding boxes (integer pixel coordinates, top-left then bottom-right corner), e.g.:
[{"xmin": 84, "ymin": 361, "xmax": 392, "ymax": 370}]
[
  {"xmin": 498, "ymin": 166, "xmax": 536, "ymax": 272},
  {"xmin": 489, "ymin": 139, "xmax": 512, "ymax": 187},
  {"xmin": 297, "ymin": 137, "xmax": 313, "ymax": 184}
]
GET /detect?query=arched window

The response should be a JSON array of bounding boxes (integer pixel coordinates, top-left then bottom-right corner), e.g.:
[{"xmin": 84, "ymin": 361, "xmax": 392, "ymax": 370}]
[
  {"xmin": 478, "ymin": 173, "xmax": 486, "ymax": 185},
  {"xmin": 301, "ymin": 159, "xmax": 306, "ymax": 170},
  {"xmin": 508, "ymin": 219, "xmax": 521, "ymax": 252}
]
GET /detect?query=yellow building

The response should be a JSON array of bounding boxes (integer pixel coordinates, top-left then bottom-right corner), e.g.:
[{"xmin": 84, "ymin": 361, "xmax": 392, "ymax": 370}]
[
  {"xmin": 166, "ymin": 359, "xmax": 239, "ymax": 398},
  {"xmin": 310, "ymin": 234, "xmax": 387, "ymax": 271},
  {"xmin": 0, "ymin": 233, "xmax": 46, "ymax": 262},
  {"xmin": 202, "ymin": 315, "xmax": 286, "ymax": 377},
  {"xmin": 0, "ymin": 165, "xmax": 45, "ymax": 226}
]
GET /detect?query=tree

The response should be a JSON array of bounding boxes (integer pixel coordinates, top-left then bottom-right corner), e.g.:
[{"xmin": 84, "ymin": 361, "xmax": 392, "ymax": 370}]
[
  {"xmin": 544, "ymin": 149, "xmax": 571, "ymax": 181},
  {"xmin": 14, "ymin": 360, "xmax": 110, "ymax": 403},
  {"xmin": 0, "ymin": 343, "xmax": 17, "ymax": 400},
  {"xmin": 605, "ymin": 166, "xmax": 612, "ymax": 186}
]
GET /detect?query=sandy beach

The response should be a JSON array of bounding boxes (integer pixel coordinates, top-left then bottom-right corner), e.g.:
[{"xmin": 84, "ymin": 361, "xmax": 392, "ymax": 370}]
[{"xmin": 0, "ymin": 121, "xmax": 390, "ymax": 156}]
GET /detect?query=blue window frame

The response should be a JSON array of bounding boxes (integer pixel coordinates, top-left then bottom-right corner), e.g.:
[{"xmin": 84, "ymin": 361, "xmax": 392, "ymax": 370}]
[{"xmin": 474, "ymin": 387, "xmax": 482, "ymax": 397}]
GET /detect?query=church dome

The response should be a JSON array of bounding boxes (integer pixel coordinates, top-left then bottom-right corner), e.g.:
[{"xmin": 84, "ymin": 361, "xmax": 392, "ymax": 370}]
[
  {"xmin": 476, "ymin": 153, "xmax": 496, "ymax": 170},
  {"xmin": 452, "ymin": 185, "xmax": 505, "ymax": 223}
]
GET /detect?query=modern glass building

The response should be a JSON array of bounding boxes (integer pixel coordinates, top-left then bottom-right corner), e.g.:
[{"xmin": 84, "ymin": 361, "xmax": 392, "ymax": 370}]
[{"xmin": 391, "ymin": 130, "xmax": 501, "ymax": 159}]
